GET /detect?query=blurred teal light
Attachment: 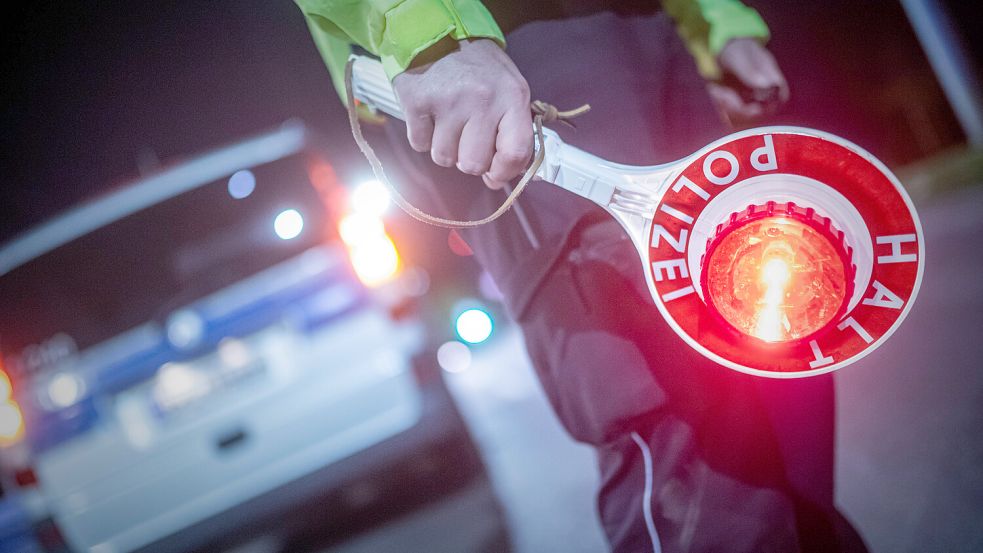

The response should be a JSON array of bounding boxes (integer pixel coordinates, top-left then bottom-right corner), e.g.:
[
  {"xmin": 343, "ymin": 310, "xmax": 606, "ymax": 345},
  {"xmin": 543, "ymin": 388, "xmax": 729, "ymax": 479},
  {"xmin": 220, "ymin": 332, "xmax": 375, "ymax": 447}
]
[{"xmin": 456, "ymin": 308, "xmax": 493, "ymax": 344}]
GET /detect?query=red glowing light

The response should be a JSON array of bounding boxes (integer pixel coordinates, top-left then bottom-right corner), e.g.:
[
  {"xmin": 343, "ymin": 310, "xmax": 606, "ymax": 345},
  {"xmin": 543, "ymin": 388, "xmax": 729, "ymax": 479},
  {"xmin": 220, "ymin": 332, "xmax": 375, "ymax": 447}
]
[{"xmin": 701, "ymin": 202, "xmax": 855, "ymax": 343}]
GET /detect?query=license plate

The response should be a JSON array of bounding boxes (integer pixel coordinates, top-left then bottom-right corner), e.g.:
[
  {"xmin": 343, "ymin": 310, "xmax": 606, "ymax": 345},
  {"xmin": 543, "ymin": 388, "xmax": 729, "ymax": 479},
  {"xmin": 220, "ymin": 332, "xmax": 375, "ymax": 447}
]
[{"xmin": 150, "ymin": 339, "xmax": 265, "ymax": 418}]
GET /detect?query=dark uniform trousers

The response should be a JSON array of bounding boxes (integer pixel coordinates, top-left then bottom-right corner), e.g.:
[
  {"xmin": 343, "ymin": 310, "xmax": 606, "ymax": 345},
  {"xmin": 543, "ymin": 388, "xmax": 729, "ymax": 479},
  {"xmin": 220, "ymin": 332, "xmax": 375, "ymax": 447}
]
[{"xmin": 378, "ymin": 10, "xmax": 869, "ymax": 553}]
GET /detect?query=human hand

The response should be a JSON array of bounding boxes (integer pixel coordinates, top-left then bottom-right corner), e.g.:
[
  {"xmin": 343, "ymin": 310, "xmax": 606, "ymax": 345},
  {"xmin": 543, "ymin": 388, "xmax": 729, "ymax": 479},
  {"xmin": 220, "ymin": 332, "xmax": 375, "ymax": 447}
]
[
  {"xmin": 707, "ymin": 37, "xmax": 789, "ymax": 125},
  {"xmin": 392, "ymin": 38, "xmax": 533, "ymax": 189}
]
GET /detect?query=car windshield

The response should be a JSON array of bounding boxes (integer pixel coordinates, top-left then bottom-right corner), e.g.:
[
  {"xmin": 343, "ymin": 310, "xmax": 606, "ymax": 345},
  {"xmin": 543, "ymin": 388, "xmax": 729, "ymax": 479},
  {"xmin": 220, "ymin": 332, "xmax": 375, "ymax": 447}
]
[{"xmin": 0, "ymin": 152, "xmax": 331, "ymax": 380}]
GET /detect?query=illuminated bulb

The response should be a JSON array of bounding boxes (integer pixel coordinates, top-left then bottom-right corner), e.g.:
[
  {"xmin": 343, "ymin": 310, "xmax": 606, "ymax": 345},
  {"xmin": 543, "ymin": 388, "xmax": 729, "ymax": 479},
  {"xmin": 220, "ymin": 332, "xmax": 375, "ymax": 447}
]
[
  {"xmin": 762, "ymin": 258, "xmax": 791, "ymax": 288},
  {"xmin": 754, "ymin": 258, "xmax": 791, "ymax": 342},
  {"xmin": 703, "ymin": 206, "xmax": 852, "ymax": 343}
]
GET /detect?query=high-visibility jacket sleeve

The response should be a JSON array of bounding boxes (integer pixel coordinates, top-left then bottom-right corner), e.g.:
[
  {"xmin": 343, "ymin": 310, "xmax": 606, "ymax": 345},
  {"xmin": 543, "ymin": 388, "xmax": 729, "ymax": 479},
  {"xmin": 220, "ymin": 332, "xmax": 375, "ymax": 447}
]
[
  {"xmin": 663, "ymin": 0, "xmax": 771, "ymax": 79},
  {"xmin": 295, "ymin": 0, "xmax": 769, "ymax": 102},
  {"xmin": 296, "ymin": 0, "xmax": 505, "ymax": 101}
]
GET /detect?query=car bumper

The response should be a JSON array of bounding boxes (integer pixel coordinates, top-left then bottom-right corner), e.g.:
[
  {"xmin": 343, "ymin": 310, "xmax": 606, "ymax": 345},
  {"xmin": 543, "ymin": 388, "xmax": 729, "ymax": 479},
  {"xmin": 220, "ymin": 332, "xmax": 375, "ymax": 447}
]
[{"xmin": 136, "ymin": 377, "xmax": 507, "ymax": 553}]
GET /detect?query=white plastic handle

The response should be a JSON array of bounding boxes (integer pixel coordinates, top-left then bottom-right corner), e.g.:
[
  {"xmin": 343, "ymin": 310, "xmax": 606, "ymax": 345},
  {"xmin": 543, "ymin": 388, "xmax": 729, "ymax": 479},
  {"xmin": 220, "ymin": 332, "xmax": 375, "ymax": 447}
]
[{"xmin": 350, "ymin": 55, "xmax": 405, "ymax": 120}]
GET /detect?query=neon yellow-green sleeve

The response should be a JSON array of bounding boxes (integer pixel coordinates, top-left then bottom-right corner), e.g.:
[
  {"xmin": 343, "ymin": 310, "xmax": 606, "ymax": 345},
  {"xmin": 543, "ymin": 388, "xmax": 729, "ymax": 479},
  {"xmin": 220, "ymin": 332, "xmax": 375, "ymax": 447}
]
[
  {"xmin": 296, "ymin": 0, "xmax": 505, "ymax": 102},
  {"xmin": 663, "ymin": 0, "xmax": 771, "ymax": 79}
]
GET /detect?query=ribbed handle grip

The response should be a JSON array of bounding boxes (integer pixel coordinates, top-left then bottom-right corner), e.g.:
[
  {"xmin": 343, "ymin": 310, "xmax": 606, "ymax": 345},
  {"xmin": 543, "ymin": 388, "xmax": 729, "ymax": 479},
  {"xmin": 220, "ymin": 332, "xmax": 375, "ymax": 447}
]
[{"xmin": 350, "ymin": 55, "xmax": 405, "ymax": 120}]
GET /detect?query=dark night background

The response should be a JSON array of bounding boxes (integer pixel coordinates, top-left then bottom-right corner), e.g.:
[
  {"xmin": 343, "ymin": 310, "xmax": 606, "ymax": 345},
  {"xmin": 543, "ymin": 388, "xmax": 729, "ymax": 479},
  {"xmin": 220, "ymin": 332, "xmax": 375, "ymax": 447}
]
[
  {"xmin": 0, "ymin": 1, "xmax": 361, "ymax": 243},
  {"xmin": 1, "ymin": 0, "xmax": 979, "ymax": 243},
  {"xmin": 1, "ymin": 3, "xmax": 982, "ymax": 551}
]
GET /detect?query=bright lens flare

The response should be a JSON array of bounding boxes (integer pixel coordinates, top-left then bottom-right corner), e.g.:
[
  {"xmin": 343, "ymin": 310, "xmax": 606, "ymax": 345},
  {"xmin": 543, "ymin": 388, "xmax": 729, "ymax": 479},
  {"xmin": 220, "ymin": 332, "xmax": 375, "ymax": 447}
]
[
  {"xmin": 338, "ymin": 213, "xmax": 385, "ymax": 245},
  {"xmin": 0, "ymin": 370, "xmax": 11, "ymax": 399},
  {"xmin": 351, "ymin": 180, "xmax": 392, "ymax": 216},
  {"xmin": 703, "ymin": 212, "xmax": 851, "ymax": 343},
  {"xmin": 0, "ymin": 369, "xmax": 24, "ymax": 446},
  {"xmin": 754, "ymin": 257, "xmax": 792, "ymax": 342},
  {"xmin": 0, "ymin": 401, "xmax": 24, "ymax": 445},
  {"xmin": 274, "ymin": 209, "xmax": 304, "ymax": 240},
  {"xmin": 349, "ymin": 235, "xmax": 400, "ymax": 286},
  {"xmin": 456, "ymin": 309, "xmax": 494, "ymax": 344},
  {"xmin": 48, "ymin": 373, "xmax": 84, "ymax": 409},
  {"xmin": 338, "ymin": 211, "xmax": 401, "ymax": 287}
]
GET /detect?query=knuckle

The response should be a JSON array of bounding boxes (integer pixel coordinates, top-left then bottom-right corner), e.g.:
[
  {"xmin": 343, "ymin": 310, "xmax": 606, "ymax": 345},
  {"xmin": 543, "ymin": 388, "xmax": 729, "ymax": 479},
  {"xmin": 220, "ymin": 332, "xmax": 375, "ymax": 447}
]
[
  {"xmin": 500, "ymin": 148, "xmax": 529, "ymax": 165},
  {"xmin": 402, "ymin": 97, "xmax": 425, "ymax": 115},
  {"xmin": 506, "ymin": 78, "xmax": 530, "ymax": 101},
  {"xmin": 404, "ymin": 88, "xmax": 435, "ymax": 112},
  {"xmin": 406, "ymin": 125, "xmax": 431, "ymax": 152},
  {"xmin": 408, "ymin": 136, "xmax": 430, "ymax": 152},
  {"xmin": 427, "ymin": 90, "xmax": 454, "ymax": 112},
  {"xmin": 470, "ymin": 83, "xmax": 494, "ymax": 103},
  {"xmin": 435, "ymin": 88, "xmax": 457, "ymax": 105}
]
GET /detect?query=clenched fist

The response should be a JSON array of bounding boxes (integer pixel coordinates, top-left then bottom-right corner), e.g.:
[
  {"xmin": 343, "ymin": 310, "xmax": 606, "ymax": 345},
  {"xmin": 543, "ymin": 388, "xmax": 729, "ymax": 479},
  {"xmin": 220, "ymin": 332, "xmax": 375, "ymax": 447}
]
[
  {"xmin": 708, "ymin": 37, "xmax": 789, "ymax": 124},
  {"xmin": 393, "ymin": 38, "xmax": 533, "ymax": 189}
]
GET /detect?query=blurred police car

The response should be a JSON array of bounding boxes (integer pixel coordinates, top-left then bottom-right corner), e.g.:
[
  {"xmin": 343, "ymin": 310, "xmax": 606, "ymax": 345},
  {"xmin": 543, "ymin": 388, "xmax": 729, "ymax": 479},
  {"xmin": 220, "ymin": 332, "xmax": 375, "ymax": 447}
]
[{"xmin": 0, "ymin": 122, "xmax": 507, "ymax": 553}]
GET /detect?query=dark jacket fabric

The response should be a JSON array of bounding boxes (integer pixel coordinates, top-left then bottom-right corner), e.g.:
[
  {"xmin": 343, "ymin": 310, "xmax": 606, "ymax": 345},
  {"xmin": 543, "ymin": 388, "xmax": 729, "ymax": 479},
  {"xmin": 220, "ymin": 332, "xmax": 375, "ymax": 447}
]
[{"xmin": 379, "ymin": 10, "xmax": 868, "ymax": 552}]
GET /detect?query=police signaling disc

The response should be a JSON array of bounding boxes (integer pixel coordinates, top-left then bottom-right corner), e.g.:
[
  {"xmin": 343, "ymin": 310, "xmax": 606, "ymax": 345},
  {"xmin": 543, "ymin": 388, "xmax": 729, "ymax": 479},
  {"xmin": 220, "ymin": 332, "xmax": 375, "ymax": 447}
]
[
  {"xmin": 647, "ymin": 131, "xmax": 923, "ymax": 377},
  {"xmin": 348, "ymin": 54, "xmax": 925, "ymax": 378}
]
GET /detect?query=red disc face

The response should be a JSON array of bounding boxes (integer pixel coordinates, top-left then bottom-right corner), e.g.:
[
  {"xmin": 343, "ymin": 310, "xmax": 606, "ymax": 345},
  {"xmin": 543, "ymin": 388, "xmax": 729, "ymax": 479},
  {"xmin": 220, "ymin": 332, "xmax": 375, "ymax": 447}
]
[{"xmin": 646, "ymin": 130, "xmax": 923, "ymax": 377}]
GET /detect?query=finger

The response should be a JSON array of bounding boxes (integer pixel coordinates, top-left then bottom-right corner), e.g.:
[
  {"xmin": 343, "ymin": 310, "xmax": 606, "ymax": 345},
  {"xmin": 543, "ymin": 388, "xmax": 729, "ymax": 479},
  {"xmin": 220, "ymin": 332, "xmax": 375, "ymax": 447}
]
[
  {"xmin": 405, "ymin": 111, "xmax": 434, "ymax": 153},
  {"xmin": 457, "ymin": 116, "xmax": 497, "ymax": 176},
  {"xmin": 430, "ymin": 114, "xmax": 466, "ymax": 168},
  {"xmin": 727, "ymin": 51, "xmax": 772, "ymax": 91},
  {"xmin": 484, "ymin": 108, "xmax": 533, "ymax": 187},
  {"xmin": 752, "ymin": 56, "xmax": 787, "ymax": 100},
  {"xmin": 733, "ymin": 101, "xmax": 764, "ymax": 122},
  {"xmin": 482, "ymin": 173, "xmax": 506, "ymax": 190},
  {"xmin": 708, "ymin": 83, "xmax": 763, "ymax": 123},
  {"xmin": 708, "ymin": 83, "xmax": 743, "ymax": 115},
  {"xmin": 775, "ymin": 71, "xmax": 790, "ymax": 104},
  {"xmin": 706, "ymin": 83, "xmax": 732, "ymax": 126},
  {"xmin": 751, "ymin": 56, "xmax": 790, "ymax": 107}
]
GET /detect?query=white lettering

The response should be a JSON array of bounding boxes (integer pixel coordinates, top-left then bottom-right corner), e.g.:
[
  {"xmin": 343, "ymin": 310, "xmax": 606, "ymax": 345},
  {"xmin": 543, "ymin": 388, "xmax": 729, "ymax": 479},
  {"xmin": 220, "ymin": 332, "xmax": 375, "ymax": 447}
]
[
  {"xmin": 862, "ymin": 280, "xmax": 904, "ymax": 309},
  {"xmin": 703, "ymin": 150, "xmax": 740, "ymax": 185},
  {"xmin": 661, "ymin": 285, "xmax": 696, "ymax": 302},
  {"xmin": 651, "ymin": 259, "xmax": 689, "ymax": 282},
  {"xmin": 837, "ymin": 317, "xmax": 874, "ymax": 344},
  {"xmin": 659, "ymin": 204, "xmax": 694, "ymax": 225},
  {"xmin": 750, "ymin": 134, "xmax": 778, "ymax": 172},
  {"xmin": 808, "ymin": 340, "xmax": 834, "ymax": 369},
  {"xmin": 650, "ymin": 226, "xmax": 688, "ymax": 252},
  {"xmin": 671, "ymin": 175, "xmax": 711, "ymax": 201},
  {"xmin": 876, "ymin": 234, "xmax": 917, "ymax": 264}
]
